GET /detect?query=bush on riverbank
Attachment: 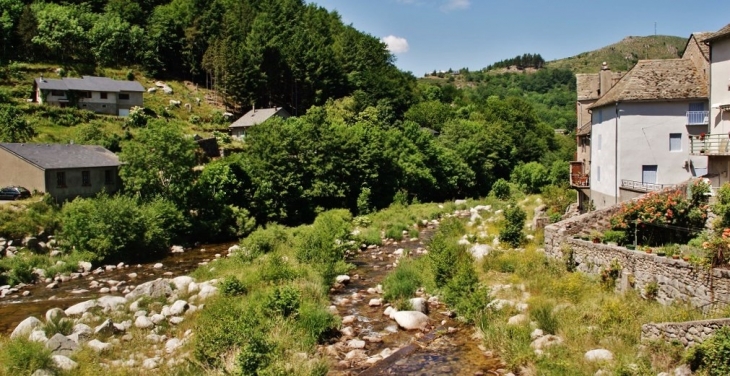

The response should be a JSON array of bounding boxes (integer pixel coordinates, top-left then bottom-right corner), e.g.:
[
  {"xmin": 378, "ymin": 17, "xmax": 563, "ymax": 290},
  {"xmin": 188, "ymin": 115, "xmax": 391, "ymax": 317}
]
[
  {"xmin": 0, "ymin": 197, "xmax": 60, "ymax": 241},
  {"xmin": 60, "ymin": 194, "xmax": 185, "ymax": 263},
  {"xmin": 0, "ymin": 337, "xmax": 55, "ymax": 375}
]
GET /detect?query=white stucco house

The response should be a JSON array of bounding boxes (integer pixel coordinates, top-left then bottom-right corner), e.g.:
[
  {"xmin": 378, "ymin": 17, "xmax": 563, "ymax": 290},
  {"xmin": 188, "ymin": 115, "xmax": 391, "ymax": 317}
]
[
  {"xmin": 588, "ymin": 57, "xmax": 709, "ymax": 209},
  {"xmin": 690, "ymin": 23, "xmax": 730, "ymax": 189},
  {"xmin": 228, "ymin": 107, "xmax": 290, "ymax": 139}
]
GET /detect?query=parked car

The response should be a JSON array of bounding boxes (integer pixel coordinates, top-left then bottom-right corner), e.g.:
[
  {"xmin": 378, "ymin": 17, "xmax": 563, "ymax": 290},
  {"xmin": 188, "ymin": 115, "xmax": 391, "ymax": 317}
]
[{"xmin": 0, "ymin": 186, "xmax": 31, "ymax": 200}]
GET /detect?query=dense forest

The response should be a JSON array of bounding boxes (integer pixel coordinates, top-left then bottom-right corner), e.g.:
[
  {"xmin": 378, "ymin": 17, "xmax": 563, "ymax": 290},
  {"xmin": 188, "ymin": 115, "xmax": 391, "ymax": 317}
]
[
  {"xmin": 0, "ymin": 0, "xmax": 576, "ymax": 256},
  {"xmin": 0, "ymin": 0, "xmax": 414, "ymax": 114},
  {"xmin": 485, "ymin": 53, "xmax": 545, "ymax": 70}
]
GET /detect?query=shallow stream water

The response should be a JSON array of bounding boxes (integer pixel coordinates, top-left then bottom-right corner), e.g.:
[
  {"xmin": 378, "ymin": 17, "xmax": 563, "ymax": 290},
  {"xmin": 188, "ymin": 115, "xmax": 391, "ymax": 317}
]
[
  {"xmin": 0, "ymin": 242, "xmax": 236, "ymax": 334},
  {"xmin": 326, "ymin": 227, "xmax": 501, "ymax": 375}
]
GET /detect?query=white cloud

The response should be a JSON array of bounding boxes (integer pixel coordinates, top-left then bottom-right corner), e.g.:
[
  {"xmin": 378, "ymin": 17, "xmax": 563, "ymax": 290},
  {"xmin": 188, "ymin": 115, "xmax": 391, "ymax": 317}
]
[
  {"xmin": 382, "ymin": 35, "xmax": 410, "ymax": 54},
  {"xmin": 441, "ymin": 0, "xmax": 470, "ymax": 11}
]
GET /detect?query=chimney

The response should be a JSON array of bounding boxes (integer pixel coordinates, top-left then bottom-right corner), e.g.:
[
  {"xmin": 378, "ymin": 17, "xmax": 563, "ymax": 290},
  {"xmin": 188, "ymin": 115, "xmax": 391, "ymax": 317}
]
[
  {"xmin": 40, "ymin": 74, "xmax": 44, "ymax": 82},
  {"xmin": 599, "ymin": 62, "xmax": 611, "ymax": 97}
]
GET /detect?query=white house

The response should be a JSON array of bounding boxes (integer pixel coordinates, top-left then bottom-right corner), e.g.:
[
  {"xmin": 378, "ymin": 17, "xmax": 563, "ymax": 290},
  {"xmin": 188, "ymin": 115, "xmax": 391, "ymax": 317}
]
[
  {"xmin": 228, "ymin": 107, "xmax": 290, "ymax": 139},
  {"xmin": 589, "ymin": 58, "xmax": 708, "ymax": 209},
  {"xmin": 689, "ymin": 23, "xmax": 730, "ymax": 188}
]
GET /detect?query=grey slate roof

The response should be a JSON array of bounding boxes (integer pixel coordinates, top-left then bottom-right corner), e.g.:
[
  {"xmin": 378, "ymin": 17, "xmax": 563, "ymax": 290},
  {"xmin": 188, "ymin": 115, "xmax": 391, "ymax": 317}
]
[
  {"xmin": 0, "ymin": 143, "xmax": 120, "ymax": 170},
  {"xmin": 35, "ymin": 76, "xmax": 144, "ymax": 93},
  {"xmin": 229, "ymin": 107, "xmax": 290, "ymax": 129},
  {"xmin": 705, "ymin": 23, "xmax": 730, "ymax": 44},
  {"xmin": 590, "ymin": 59, "xmax": 707, "ymax": 109}
]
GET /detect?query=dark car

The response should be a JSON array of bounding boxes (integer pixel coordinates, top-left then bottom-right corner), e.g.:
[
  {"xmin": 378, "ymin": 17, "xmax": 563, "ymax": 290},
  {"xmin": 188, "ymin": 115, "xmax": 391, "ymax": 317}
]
[{"xmin": 0, "ymin": 186, "xmax": 31, "ymax": 200}]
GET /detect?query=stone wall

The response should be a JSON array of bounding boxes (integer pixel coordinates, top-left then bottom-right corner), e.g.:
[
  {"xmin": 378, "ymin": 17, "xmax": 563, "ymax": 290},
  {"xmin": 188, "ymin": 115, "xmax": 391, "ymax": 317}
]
[
  {"xmin": 544, "ymin": 182, "xmax": 730, "ymax": 307},
  {"xmin": 641, "ymin": 318, "xmax": 730, "ymax": 347}
]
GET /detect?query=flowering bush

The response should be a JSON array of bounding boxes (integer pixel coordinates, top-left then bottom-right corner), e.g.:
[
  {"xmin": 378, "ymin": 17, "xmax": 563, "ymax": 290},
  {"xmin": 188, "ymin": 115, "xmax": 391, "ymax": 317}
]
[
  {"xmin": 610, "ymin": 179, "xmax": 709, "ymax": 246},
  {"xmin": 700, "ymin": 227, "xmax": 730, "ymax": 268}
]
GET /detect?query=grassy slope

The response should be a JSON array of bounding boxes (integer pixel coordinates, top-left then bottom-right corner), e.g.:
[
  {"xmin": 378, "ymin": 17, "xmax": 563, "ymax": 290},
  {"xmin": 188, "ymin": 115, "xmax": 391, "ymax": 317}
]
[
  {"xmin": 0, "ymin": 63, "xmax": 230, "ymax": 144},
  {"xmin": 547, "ymin": 35, "xmax": 687, "ymax": 73}
]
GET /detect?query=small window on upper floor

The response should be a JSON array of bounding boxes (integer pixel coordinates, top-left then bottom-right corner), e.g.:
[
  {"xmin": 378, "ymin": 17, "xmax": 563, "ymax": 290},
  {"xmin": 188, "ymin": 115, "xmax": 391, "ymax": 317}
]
[
  {"xmin": 105, "ymin": 169, "xmax": 114, "ymax": 185},
  {"xmin": 669, "ymin": 133, "xmax": 682, "ymax": 152},
  {"xmin": 100, "ymin": 92, "xmax": 108, "ymax": 99},
  {"xmin": 81, "ymin": 91, "xmax": 92, "ymax": 99},
  {"xmin": 119, "ymin": 93, "xmax": 130, "ymax": 100},
  {"xmin": 56, "ymin": 171, "xmax": 66, "ymax": 188},
  {"xmin": 82, "ymin": 171, "xmax": 91, "ymax": 187}
]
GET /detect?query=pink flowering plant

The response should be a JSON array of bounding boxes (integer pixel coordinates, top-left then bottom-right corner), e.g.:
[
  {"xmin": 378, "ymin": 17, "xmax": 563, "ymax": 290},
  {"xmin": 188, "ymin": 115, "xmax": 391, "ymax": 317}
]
[{"xmin": 610, "ymin": 179, "xmax": 710, "ymax": 246}]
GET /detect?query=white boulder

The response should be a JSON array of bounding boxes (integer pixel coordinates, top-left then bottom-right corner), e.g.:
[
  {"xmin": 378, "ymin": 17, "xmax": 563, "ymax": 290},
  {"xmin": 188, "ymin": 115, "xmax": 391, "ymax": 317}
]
[
  {"xmin": 390, "ymin": 311, "xmax": 429, "ymax": 330},
  {"xmin": 585, "ymin": 349, "xmax": 614, "ymax": 362},
  {"xmin": 10, "ymin": 316, "xmax": 42, "ymax": 339}
]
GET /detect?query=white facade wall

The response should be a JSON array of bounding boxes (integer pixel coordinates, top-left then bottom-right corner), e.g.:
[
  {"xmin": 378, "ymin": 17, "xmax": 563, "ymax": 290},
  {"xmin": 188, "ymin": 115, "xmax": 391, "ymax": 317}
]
[
  {"xmin": 710, "ymin": 38, "xmax": 730, "ymax": 134},
  {"xmin": 590, "ymin": 102, "xmax": 707, "ymax": 209},
  {"xmin": 590, "ymin": 106, "xmax": 618, "ymax": 208}
]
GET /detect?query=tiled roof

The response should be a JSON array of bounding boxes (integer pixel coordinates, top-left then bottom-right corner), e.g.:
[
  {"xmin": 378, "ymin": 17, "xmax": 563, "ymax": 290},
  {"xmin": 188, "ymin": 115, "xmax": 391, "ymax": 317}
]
[
  {"xmin": 229, "ymin": 107, "xmax": 289, "ymax": 129},
  {"xmin": 705, "ymin": 23, "xmax": 730, "ymax": 44},
  {"xmin": 591, "ymin": 59, "xmax": 707, "ymax": 109},
  {"xmin": 0, "ymin": 143, "xmax": 120, "ymax": 170},
  {"xmin": 35, "ymin": 76, "xmax": 144, "ymax": 93}
]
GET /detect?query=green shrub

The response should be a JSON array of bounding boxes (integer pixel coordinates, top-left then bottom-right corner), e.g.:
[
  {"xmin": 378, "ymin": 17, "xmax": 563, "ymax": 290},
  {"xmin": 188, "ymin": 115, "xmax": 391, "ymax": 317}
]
[
  {"xmin": 194, "ymin": 298, "xmax": 262, "ymax": 367},
  {"xmin": 383, "ymin": 259, "xmax": 423, "ymax": 302},
  {"xmin": 237, "ymin": 334, "xmax": 272, "ymax": 376},
  {"xmin": 259, "ymin": 254, "xmax": 295, "ymax": 282},
  {"xmin": 491, "ymin": 178, "xmax": 511, "ymax": 200},
  {"xmin": 265, "ymin": 285, "xmax": 301, "ymax": 317},
  {"xmin": 43, "ymin": 316, "xmax": 74, "ymax": 337},
  {"xmin": 296, "ymin": 210, "xmax": 353, "ymax": 282},
  {"xmin": 602, "ymin": 230, "xmax": 627, "ymax": 245},
  {"xmin": 357, "ymin": 227, "xmax": 382, "ymax": 246},
  {"xmin": 239, "ymin": 224, "xmax": 289, "ymax": 261},
  {"xmin": 357, "ymin": 187, "xmax": 373, "ymax": 215},
  {"xmin": 685, "ymin": 326, "xmax": 730, "ymax": 375},
  {"xmin": 0, "ymin": 338, "xmax": 55, "ymax": 375},
  {"xmin": 220, "ymin": 276, "xmax": 247, "ymax": 297},
  {"xmin": 384, "ymin": 222, "xmax": 408, "ymax": 240},
  {"xmin": 499, "ymin": 204, "xmax": 526, "ymax": 247},
  {"xmin": 392, "ymin": 189, "xmax": 409, "ymax": 207},
  {"xmin": 0, "ymin": 199, "xmax": 60, "ymax": 240},
  {"xmin": 511, "ymin": 162, "xmax": 549, "ymax": 194}
]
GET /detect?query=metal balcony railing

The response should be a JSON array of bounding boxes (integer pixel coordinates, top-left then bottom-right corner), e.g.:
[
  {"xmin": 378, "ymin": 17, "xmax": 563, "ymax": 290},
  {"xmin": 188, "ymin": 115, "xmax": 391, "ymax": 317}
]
[
  {"xmin": 687, "ymin": 111, "xmax": 709, "ymax": 125},
  {"xmin": 620, "ymin": 179, "xmax": 676, "ymax": 192},
  {"xmin": 689, "ymin": 134, "xmax": 730, "ymax": 155},
  {"xmin": 570, "ymin": 173, "xmax": 589, "ymax": 188}
]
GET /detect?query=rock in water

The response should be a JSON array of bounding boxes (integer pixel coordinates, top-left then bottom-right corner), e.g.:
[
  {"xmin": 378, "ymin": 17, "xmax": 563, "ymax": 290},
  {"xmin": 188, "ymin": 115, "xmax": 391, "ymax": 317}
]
[
  {"xmin": 125, "ymin": 279, "xmax": 172, "ymax": 300},
  {"xmin": 409, "ymin": 297, "xmax": 428, "ymax": 313},
  {"xmin": 391, "ymin": 311, "xmax": 429, "ymax": 330}
]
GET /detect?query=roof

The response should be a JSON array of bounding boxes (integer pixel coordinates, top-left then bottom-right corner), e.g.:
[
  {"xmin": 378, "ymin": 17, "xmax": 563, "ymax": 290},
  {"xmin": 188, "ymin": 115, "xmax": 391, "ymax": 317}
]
[
  {"xmin": 35, "ymin": 76, "xmax": 144, "ymax": 93},
  {"xmin": 590, "ymin": 59, "xmax": 707, "ymax": 109},
  {"xmin": 576, "ymin": 121, "xmax": 591, "ymax": 136},
  {"xmin": 704, "ymin": 23, "xmax": 730, "ymax": 44},
  {"xmin": 0, "ymin": 143, "xmax": 121, "ymax": 170},
  {"xmin": 229, "ymin": 107, "xmax": 289, "ymax": 129},
  {"xmin": 685, "ymin": 32, "xmax": 713, "ymax": 61}
]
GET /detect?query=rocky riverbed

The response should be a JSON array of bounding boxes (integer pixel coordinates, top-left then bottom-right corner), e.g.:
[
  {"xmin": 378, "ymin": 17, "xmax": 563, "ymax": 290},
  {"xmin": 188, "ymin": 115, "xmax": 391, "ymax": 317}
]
[{"xmin": 321, "ymin": 212, "xmax": 503, "ymax": 375}]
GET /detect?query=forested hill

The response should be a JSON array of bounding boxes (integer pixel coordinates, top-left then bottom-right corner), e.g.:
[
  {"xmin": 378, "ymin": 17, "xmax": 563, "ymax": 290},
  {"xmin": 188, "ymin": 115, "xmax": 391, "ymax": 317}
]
[
  {"xmin": 0, "ymin": 0, "xmax": 414, "ymax": 115},
  {"xmin": 546, "ymin": 35, "xmax": 686, "ymax": 73}
]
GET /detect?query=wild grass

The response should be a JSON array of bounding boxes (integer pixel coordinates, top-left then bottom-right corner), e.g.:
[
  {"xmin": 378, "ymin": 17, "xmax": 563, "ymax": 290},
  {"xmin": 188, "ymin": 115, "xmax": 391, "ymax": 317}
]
[
  {"xmin": 0, "ymin": 337, "xmax": 55, "ymax": 375},
  {"xmin": 382, "ymin": 258, "xmax": 423, "ymax": 302}
]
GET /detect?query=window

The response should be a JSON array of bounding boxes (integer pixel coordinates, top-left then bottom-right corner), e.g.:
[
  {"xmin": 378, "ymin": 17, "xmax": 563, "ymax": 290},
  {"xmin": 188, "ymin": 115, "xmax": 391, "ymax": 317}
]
[
  {"xmin": 597, "ymin": 166, "xmax": 601, "ymax": 182},
  {"xmin": 50, "ymin": 90, "xmax": 65, "ymax": 97},
  {"xmin": 689, "ymin": 102, "xmax": 705, "ymax": 112},
  {"xmin": 597, "ymin": 134, "xmax": 602, "ymax": 151},
  {"xmin": 669, "ymin": 133, "xmax": 682, "ymax": 151},
  {"xmin": 82, "ymin": 171, "xmax": 91, "ymax": 187},
  {"xmin": 81, "ymin": 91, "xmax": 92, "ymax": 98},
  {"xmin": 105, "ymin": 170, "xmax": 114, "ymax": 185},
  {"xmin": 642, "ymin": 165, "xmax": 658, "ymax": 184},
  {"xmin": 119, "ymin": 93, "xmax": 130, "ymax": 100},
  {"xmin": 56, "ymin": 172, "xmax": 66, "ymax": 188},
  {"xmin": 100, "ymin": 92, "xmax": 108, "ymax": 99}
]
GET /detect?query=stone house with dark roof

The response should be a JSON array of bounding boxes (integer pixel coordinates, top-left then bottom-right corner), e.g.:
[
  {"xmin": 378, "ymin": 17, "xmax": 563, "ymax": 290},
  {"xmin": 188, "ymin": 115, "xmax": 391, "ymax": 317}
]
[
  {"xmin": 588, "ymin": 56, "xmax": 709, "ymax": 209},
  {"xmin": 33, "ymin": 76, "xmax": 144, "ymax": 116},
  {"xmin": 0, "ymin": 143, "xmax": 121, "ymax": 202},
  {"xmin": 228, "ymin": 107, "xmax": 290, "ymax": 139}
]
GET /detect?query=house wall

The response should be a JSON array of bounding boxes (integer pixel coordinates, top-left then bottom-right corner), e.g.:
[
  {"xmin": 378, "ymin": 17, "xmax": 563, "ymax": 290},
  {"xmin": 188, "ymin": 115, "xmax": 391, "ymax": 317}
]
[
  {"xmin": 45, "ymin": 167, "xmax": 120, "ymax": 202},
  {"xmin": 79, "ymin": 91, "xmax": 118, "ymax": 115},
  {"xmin": 591, "ymin": 102, "xmax": 708, "ymax": 210},
  {"xmin": 118, "ymin": 92, "xmax": 143, "ymax": 111},
  {"xmin": 710, "ymin": 38, "xmax": 730, "ymax": 134},
  {"xmin": 683, "ymin": 35, "xmax": 709, "ymax": 85},
  {"xmin": 0, "ymin": 148, "xmax": 46, "ymax": 193},
  {"xmin": 590, "ymin": 106, "xmax": 618, "ymax": 209},
  {"xmin": 706, "ymin": 155, "xmax": 730, "ymax": 188},
  {"xmin": 231, "ymin": 128, "xmax": 247, "ymax": 139}
]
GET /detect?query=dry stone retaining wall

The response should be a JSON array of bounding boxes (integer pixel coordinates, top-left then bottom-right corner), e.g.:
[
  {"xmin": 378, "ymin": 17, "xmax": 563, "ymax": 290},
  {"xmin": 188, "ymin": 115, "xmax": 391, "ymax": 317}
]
[{"xmin": 641, "ymin": 319, "xmax": 730, "ymax": 348}]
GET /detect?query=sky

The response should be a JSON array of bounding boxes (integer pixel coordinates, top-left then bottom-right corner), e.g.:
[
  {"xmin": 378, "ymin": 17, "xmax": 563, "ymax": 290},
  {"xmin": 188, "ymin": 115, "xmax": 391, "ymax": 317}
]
[{"xmin": 308, "ymin": 0, "xmax": 730, "ymax": 76}]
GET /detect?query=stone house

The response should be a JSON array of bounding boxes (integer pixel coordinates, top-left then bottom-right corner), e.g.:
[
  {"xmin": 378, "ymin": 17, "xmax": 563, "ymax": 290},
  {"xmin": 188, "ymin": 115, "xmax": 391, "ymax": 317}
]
[
  {"xmin": 588, "ymin": 55, "xmax": 709, "ymax": 210},
  {"xmin": 228, "ymin": 107, "xmax": 290, "ymax": 139},
  {"xmin": 689, "ymin": 23, "xmax": 730, "ymax": 189},
  {"xmin": 33, "ymin": 76, "xmax": 144, "ymax": 116},
  {"xmin": 0, "ymin": 143, "xmax": 121, "ymax": 202},
  {"xmin": 571, "ymin": 64, "xmax": 624, "ymax": 210}
]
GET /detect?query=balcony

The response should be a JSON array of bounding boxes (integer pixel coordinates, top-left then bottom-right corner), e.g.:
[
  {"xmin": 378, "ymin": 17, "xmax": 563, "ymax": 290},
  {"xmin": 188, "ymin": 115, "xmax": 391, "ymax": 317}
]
[
  {"xmin": 570, "ymin": 161, "xmax": 589, "ymax": 188},
  {"xmin": 620, "ymin": 179, "xmax": 676, "ymax": 192},
  {"xmin": 687, "ymin": 111, "xmax": 709, "ymax": 125},
  {"xmin": 689, "ymin": 134, "xmax": 730, "ymax": 155},
  {"xmin": 687, "ymin": 111, "xmax": 710, "ymax": 125}
]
